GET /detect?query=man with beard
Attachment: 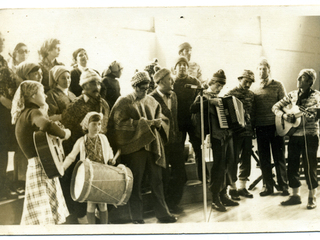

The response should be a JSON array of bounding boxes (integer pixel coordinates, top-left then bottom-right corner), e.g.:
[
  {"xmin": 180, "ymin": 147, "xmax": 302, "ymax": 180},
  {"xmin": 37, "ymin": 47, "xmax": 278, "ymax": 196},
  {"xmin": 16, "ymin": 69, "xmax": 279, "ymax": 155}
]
[
  {"xmin": 173, "ymin": 56, "xmax": 205, "ymax": 181},
  {"xmin": 149, "ymin": 67, "xmax": 186, "ymax": 214},
  {"xmin": 61, "ymin": 68, "xmax": 110, "ymax": 223}
]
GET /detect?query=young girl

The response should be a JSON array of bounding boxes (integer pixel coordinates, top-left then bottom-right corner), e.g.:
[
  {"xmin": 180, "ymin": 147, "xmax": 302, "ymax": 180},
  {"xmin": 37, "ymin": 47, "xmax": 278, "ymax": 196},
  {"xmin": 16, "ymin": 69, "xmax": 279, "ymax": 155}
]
[
  {"xmin": 11, "ymin": 80, "xmax": 71, "ymax": 225},
  {"xmin": 63, "ymin": 111, "xmax": 114, "ymax": 224}
]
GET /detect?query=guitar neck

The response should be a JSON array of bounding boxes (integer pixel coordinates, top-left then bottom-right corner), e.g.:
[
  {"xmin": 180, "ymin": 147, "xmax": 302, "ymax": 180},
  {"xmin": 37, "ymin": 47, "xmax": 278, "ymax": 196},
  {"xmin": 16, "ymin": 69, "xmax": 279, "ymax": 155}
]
[{"xmin": 298, "ymin": 106, "xmax": 314, "ymax": 117}]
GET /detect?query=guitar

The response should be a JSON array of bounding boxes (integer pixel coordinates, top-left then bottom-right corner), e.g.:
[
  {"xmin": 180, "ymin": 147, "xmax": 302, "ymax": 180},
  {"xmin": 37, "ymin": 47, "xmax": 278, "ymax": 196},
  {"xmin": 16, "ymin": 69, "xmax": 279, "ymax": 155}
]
[
  {"xmin": 33, "ymin": 131, "xmax": 65, "ymax": 178},
  {"xmin": 275, "ymin": 104, "xmax": 314, "ymax": 136}
]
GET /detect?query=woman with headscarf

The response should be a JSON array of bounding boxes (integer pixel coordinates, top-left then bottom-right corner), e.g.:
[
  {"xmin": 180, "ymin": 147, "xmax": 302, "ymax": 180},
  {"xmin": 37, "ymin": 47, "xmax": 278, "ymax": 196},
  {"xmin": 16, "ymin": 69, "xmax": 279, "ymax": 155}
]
[
  {"xmin": 11, "ymin": 81, "xmax": 71, "ymax": 224},
  {"xmin": 16, "ymin": 62, "xmax": 42, "ymax": 83},
  {"xmin": 101, "ymin": 60, "xmax": 123, "ymax": 109},
  {"xmin": 8, "ymin": 43, "xmax": 29, "ymax": 74},
  {"xmin": 38, "ymin": 38, "xmax": 64, "ymax": 93},
  {"xmin": 46, "ymin": 65, "xmax": 77, "ymax": 121}
]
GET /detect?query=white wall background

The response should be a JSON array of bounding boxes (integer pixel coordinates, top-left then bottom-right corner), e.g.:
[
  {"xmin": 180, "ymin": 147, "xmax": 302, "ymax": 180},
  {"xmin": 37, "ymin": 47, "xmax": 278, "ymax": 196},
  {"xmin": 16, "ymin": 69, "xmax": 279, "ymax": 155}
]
[{"xmin": 1, "ymin": 6, "xmax": 320, "ymax": 96}]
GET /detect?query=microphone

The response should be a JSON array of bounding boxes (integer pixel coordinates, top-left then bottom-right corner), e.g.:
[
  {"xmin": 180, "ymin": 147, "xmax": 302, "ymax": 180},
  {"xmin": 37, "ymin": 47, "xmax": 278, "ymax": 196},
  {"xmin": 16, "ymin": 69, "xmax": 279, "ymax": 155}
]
[{"xmin": 184, "ymin": 84, "xmax": 204, "ymax": 89}]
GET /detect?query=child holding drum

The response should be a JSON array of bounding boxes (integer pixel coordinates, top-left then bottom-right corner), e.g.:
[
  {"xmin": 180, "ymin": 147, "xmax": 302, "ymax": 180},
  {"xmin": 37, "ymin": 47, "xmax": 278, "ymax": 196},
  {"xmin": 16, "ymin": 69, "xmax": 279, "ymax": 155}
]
[{"xmin": 63, "ymin": 111, "xmax": 115, "ymax": 224}]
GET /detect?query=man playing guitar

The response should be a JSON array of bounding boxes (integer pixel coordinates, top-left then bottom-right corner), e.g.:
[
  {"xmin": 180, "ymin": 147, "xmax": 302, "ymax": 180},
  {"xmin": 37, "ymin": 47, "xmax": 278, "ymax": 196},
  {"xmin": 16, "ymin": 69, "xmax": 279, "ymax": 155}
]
[{"xmin": 272, "ymin": 69, "xmax": 320, "ymax": 209}]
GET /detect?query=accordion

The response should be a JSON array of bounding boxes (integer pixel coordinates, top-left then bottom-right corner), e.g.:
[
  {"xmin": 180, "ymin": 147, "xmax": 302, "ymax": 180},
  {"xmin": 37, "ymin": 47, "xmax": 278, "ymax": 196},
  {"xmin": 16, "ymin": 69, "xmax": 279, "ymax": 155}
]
[{"xmin": 216, "ymin": 96, "xmax": 246, "ymax": 130}]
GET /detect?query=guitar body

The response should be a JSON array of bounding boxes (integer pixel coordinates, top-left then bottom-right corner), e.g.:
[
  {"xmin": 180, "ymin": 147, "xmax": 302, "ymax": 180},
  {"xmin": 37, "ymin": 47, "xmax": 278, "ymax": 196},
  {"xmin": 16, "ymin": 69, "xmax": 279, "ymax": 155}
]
[
  {"xmin": 33, "ymin": 131, "xmax": 65, "ymax": 178},
  {"xmin": 275, "ymin": 104, "xmax": 303, "ymax": 137}
]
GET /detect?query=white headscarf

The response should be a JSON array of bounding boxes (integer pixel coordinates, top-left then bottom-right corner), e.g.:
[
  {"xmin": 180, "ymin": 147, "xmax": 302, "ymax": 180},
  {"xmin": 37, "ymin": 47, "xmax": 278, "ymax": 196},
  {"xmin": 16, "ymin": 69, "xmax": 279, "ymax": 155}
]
[
  {"xmin": 11, "ymin": 80, "xmax": 43, "ymax": 124},
  {"xmin": 80, "ymin": 111, "xmax": 103, "ymax": 131}
]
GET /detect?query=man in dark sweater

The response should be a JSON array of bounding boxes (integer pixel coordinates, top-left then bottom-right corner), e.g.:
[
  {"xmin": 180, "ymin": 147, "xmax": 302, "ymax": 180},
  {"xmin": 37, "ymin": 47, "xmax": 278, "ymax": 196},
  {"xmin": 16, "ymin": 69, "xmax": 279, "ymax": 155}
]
[{"xmin": 173, "ymin": 56, "xmax": 205, "ymax": 181}]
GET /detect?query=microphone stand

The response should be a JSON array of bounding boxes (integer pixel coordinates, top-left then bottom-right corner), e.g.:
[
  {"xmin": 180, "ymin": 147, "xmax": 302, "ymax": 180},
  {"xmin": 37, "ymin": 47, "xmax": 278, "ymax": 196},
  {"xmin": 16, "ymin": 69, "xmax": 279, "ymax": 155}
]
[{"xmin": 199, "ymin": 87, "xmax": 208, "ymax": 222}]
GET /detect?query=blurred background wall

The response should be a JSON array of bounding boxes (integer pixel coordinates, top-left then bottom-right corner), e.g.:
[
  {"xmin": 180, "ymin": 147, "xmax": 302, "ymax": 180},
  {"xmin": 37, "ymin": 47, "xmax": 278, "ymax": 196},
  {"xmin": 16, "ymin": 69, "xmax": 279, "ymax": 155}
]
[{"xmin": 1, "ymin": 6, "xmax": 320, "ymax": 95}]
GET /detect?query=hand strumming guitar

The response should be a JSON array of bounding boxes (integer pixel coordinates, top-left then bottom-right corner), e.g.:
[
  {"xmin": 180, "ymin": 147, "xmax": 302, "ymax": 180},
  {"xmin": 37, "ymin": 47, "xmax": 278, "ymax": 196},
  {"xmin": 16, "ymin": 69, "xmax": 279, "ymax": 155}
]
[{"xmin": 283, "ymin": 113, "xmax": 296, "ymax": 123}]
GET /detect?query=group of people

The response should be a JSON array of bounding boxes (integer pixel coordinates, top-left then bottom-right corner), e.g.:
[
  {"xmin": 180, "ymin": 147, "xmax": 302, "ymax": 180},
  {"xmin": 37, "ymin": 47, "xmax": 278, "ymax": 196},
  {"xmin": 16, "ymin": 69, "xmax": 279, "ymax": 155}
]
[{"xmin": 0, "ymin": 30, "xmax": 319, "ymax": 226}]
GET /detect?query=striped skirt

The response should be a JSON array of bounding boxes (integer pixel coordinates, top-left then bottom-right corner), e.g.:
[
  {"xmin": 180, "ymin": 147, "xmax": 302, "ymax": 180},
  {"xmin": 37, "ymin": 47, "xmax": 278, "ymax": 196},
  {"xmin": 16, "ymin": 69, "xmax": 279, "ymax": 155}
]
[{"xmin": 21, "ymin": 157, "xmax": 69, "ymax": 225}]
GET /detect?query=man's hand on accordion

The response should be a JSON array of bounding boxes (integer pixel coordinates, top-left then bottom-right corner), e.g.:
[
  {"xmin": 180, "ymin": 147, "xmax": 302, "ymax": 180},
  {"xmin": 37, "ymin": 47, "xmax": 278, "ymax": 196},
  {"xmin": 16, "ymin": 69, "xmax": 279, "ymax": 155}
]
[{"xmin": 209, "ymin": 98, "xmax": 220, "ymax": 107}]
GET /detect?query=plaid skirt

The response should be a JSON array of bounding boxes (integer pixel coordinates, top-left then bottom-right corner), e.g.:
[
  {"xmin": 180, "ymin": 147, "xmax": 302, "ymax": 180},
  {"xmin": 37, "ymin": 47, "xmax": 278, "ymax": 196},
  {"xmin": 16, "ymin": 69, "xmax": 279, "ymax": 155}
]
[{"xmin": 21, "ymin": 157, "xmax": 69, "ymax": 225}]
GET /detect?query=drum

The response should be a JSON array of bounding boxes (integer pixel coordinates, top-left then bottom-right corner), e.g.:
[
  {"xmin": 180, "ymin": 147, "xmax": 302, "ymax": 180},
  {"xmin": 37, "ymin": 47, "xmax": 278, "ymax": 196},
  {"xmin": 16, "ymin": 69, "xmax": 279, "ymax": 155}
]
[{"xmin": 70, "ymin": 160, "xmax": 133, "ymax": 206}]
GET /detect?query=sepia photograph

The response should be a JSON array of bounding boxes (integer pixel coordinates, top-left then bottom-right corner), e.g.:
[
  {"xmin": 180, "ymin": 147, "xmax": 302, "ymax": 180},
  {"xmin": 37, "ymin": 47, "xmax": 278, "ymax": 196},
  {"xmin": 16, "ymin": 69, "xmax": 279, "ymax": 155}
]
[{"xmin": 1, "ymin": 1, "xmax": 320, "ymax": 238}]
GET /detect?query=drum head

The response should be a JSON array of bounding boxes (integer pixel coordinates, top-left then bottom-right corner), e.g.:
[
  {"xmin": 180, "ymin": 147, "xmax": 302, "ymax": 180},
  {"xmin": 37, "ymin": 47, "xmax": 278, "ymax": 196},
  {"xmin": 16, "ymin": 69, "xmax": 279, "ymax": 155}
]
[{"xmin": 74, "ymin": 163, "xmax": 85, "ymax": 200}]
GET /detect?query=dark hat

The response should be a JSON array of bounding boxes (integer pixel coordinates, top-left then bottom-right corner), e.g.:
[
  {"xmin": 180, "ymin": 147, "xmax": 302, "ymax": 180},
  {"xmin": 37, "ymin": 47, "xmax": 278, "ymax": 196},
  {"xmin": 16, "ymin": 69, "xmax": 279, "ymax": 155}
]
[
  {"xmin": 210, "ymin": 69, "xmax": 226, "ymax": 85},
  {"xmin": 174, "ymin": 56, "xmax": 189, "ymax": 69},
  {"xmin": 238, "ymin": 69, "xmax": 255, "ymax": 82}
]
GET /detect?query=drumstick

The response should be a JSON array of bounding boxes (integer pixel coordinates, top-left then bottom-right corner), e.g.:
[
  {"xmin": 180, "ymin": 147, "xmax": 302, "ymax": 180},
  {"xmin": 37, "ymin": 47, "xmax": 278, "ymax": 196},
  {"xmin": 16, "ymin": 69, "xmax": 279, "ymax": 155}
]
[{"xmin": 113, "ymin": 149, "xmax": 121, "ymax": 162}]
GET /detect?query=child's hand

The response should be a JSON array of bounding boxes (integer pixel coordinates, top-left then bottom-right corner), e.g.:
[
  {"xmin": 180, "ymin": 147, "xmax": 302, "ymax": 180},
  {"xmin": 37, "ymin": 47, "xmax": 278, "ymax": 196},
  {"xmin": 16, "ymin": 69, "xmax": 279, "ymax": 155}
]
[
  {"xmin": 153, "ymin": 118, "xmax": 162, "ymax": 128},
  {"xmin": 64, "ymin": 129, "xmax": 71, "ymax": 140},
  {"xmin": 108, "ymin": 158, "xmax": 116, "ymax": 165}
]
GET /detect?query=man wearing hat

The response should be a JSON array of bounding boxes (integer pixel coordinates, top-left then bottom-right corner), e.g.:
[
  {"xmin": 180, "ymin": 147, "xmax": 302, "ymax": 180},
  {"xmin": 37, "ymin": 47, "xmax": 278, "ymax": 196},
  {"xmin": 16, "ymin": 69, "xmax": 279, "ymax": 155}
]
[
  {"xmin": 177, "ymin": 42, "xmax": 202, "ymax": 83},
  {"xmin": 107, "ymin": 71, "xmax": 177, "ymax": 224},
  {"xmin": 149, "ymin": 67, "xmax": 186, "ymax": 214},
  {"xmin": 173, "ymin": 56, "xmax": 205, "ymax": 181},
  {"xmin": 190, "ymin": 69, "xmax": 239, "ymax": 212},
  {"xmin": 272, "ymin": 69, "xmax": 320, "ymax": 209},
  {"xmin": 61, "ymin": 68, "xmax": 110, "ymax": 223},
  {"xmin": 252, "ymin": 57, "xmax": 289, "ymax": 197},
  {"xmin": 225, "ymin": 70, "xmax": 255, "ymax": 200}
]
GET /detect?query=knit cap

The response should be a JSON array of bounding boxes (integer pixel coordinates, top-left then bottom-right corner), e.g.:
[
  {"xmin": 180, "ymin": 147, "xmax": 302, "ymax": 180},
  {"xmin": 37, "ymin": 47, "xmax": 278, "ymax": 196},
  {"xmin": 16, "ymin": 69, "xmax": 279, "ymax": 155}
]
[
  {"xmin": 297, "ymin": 69, "xmax": 317, "ymax": 86},
  {"xmin": 80, "ymin": 111, "xmax": 103, "ymax": 131},
  {"xmin": 131, "ymin": 71, "xmax": 151, "ymax": 87},
  {"xmin": 79, "ymin": 68, "xmax": 101, "ymax": 86},
  {"xmin": 144, "ymin": 58, "xmax": 159, "ymax": 78},
  {"xmin": 154, "ymin": 68, "xmax": 171, "ymax": 84},
  {"xmin": 238, "ymin": 69, "xmax": 255, "ymax": 82},
  {"xmin": 174, "ymin": 56, "xmax": 189, "ymax": 69},
  {"xmin": 211, "ymin": 69, "xmax": 226, "ymax": 84}
]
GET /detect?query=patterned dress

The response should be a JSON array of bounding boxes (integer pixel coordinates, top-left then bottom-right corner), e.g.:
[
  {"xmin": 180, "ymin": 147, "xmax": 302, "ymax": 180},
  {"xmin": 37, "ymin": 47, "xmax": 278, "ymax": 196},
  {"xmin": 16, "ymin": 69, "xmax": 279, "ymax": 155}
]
[{"xmin": 21, "ymin": 157, "xmax": 69, "ymax": 225}]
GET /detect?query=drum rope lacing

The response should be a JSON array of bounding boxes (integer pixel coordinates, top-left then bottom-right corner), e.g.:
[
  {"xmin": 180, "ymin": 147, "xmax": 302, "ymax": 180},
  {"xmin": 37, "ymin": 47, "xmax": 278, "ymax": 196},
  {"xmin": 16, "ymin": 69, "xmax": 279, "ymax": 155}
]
[{"xmin": 84, "ymin": 164, "xmax": 132, "ymax": 207}]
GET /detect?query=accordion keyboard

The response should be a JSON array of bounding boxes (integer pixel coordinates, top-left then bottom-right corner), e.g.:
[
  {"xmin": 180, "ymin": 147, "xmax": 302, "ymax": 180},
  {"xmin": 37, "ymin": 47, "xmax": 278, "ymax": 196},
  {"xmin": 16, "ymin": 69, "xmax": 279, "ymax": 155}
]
[{"xmin": 216, "ymin": 99, "xmax": 228, "ymax": 129}]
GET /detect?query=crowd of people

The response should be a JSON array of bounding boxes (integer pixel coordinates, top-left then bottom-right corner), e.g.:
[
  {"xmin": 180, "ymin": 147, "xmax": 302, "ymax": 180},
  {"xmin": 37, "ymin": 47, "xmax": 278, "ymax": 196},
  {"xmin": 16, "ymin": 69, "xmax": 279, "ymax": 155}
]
[{"xmin": 0, "ymin": 30, "xmax": 319, "ymax": 225}]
